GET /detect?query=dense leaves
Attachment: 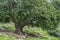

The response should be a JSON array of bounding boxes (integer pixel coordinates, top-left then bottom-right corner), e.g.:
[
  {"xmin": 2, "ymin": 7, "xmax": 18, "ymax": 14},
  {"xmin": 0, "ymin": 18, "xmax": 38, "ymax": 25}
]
[{"xmin": 0, "ymin": 0, "xmax": 60, "ymax": 30}]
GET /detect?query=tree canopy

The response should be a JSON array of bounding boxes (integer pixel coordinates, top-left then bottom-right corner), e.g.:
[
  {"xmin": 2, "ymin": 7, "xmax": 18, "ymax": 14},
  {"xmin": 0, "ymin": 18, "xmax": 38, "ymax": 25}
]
[{"xmin": 0, "ymin": 0, "xmax": 60, "ymax": 34}]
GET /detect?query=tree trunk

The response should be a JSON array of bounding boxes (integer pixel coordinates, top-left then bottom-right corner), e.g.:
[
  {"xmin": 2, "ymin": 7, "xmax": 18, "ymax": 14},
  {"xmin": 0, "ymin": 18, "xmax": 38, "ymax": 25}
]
[
  {"xmin": 7, "ymin": 0, "xmax": 24, "ymax": 35},
  {"xmin": 15, "ymin": 23, "xmax": 24, "ymax": 35}
]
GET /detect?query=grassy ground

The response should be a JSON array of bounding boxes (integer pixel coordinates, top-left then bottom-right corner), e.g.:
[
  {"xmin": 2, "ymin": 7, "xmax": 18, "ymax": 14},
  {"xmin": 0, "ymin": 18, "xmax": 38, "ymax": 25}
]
[
  {"xmin": 25, "ymin": 37, "xmax": 59, "ymax": 40},
  {"xmin": 0, "ymin": 23, "xmax": 59, "ymax": 40},
  {"xmin": 0, "ymin": 33, "xmax": 14, "ymax": 40}
]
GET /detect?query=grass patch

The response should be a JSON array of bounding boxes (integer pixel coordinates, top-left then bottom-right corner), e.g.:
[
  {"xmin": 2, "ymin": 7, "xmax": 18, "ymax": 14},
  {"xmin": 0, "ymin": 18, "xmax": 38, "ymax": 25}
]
[
  {"xmin": 0, "ymin": 23, "xmax": 15, "ymax": 31},
  {"xmin": 25, "ymin": 36, "xmax": 59, "ymax": 40},
  {"xmin": 24, "ymin": 26, "xmax": 59, "ymax": 40},
  {"xmin": 0, "ymin": 34, "xmax": 14, "ymax": 40}
]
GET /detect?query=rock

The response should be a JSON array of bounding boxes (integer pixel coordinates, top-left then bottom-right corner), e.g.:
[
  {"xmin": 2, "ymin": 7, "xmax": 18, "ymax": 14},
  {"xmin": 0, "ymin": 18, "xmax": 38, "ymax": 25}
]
[{"xmin": 0, "ymin": 28, "xmax": 6, "ymax": 31}]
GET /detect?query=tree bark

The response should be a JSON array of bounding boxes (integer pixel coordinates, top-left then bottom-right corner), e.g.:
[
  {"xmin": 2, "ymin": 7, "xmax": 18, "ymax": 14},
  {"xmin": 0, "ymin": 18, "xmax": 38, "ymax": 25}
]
[{"xmin": 15, "ymin": 23, "xmax": 24, "ymax": 35}]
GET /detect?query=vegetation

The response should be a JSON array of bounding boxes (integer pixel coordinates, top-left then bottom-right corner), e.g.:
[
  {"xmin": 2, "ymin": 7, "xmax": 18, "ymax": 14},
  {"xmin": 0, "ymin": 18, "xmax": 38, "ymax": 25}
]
[
  {"xmin": 0, "ymin": 0, "xmax": 60, "ymax": 40},
  {"xmin": 0, "ymin": 23, "xmax": 59, "ymax": 40}
]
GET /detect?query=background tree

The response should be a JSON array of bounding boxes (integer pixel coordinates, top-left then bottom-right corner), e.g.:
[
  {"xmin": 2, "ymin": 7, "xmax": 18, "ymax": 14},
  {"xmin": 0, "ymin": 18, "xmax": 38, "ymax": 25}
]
[{"xmin": 0, "ymin": 0, "xmax": 11, "ymax": 23}]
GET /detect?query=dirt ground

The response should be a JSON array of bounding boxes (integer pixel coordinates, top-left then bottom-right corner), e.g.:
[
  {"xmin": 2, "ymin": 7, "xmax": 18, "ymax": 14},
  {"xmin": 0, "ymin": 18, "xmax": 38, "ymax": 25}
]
[{"xmin": 0, "ymin": 31, "xmax": 26, "ymax": 40}]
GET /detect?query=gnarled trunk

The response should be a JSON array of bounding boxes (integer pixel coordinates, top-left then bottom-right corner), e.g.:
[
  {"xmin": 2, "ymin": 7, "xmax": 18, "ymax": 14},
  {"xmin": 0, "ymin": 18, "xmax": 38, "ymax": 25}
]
[{"xmin": 15, "ymin": 23, "xmax": 24, "ymax": 35}]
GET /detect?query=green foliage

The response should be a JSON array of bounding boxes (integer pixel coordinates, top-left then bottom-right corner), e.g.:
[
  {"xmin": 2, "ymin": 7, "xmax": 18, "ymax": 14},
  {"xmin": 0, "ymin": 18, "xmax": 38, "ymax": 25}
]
[
  {"xmin": 0, "ymin": 0, "xmax": 11, "ymax": 23},
  {"xmin": 23, "ymin": 26, "xmax": 48, "ymax": 36},
  {"xmin": 0, "ymin": 23, "xmax": 15, "ymax": 31},
  {"xmin": 25, "ymin": 37, "xmax": 59, "ymax": 40},
  {"xmin": 0, "ymin": 0, "xmax": 60, "ymax": 30},
  {"xmin": 52, "ymin": 0, "xmax": 60, "ymax": 10},
  {"xmin": 0, "ymin": 34, "xmax": 14, "ymax": 40},
  {"xmin": 0, "ymin": 23, "xmax": 59, "ymax": 40},
  {"xmin": 11, "ymin": 0, "xmax": 60, "ymax": 30}
]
